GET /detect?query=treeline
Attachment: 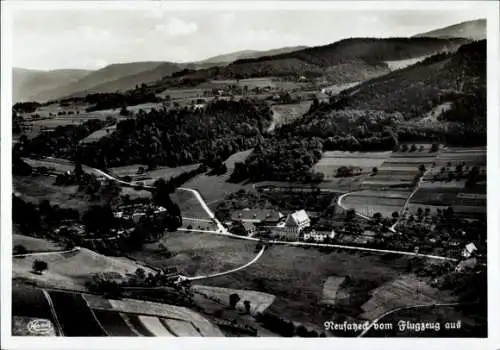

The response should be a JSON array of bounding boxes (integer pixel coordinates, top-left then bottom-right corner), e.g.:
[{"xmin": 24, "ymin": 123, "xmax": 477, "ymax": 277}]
[
  {"xmin": 336, "ymin": 40, "xmax": 485, "ymax": 120},
  {"xmin": 15, "ymin": 118, "xmax": 110, "ymax": 159},
  {"xmin": 13, "ymin": 102, "xmax": 41, "ymax": 113},
  {"xmin": 77, "ymin": 100, "xmax": 272, "ymax": 169},
  {"xmin": 229, "ymin": 136, "xmax": 323, "ymax": 182},
  {"xmin": 84, "ymin": 90, "xmax": 160, "ymax": 112}
]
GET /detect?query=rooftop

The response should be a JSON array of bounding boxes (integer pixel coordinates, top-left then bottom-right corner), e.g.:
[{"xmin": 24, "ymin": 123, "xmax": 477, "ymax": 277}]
[{"xmin": 231, "ymin": 208, "xmax": 283, "ymax": 222}]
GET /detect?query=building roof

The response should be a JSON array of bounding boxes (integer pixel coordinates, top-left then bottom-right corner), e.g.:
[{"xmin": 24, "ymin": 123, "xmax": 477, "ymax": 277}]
[
  {"xmin": 285, "ymin": 210, "xmax": 310, "ymax": 227},
  {"xmin": 465, "ymin": 242, "xmax": 477, "ymax": 253},
  {"xmin": 242, "ymin": 222, "xmax": 257, "ymax": 232},
  {"xmin": 231, "ymin": 208, "xmax": 283, "ymax": 222}
]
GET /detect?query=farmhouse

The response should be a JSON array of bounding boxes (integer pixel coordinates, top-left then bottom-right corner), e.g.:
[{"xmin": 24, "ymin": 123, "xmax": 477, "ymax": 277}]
[
  {"xmin": 231, "ymin": 208, "xmax": 284, "ymax": 224},
  {"xmin": 462, "ymin": 242, "xmax": 477, "ymax": 258},
  {"xmin": 303, "ymin": 229, "xmax": 336, "ymax": 242},
  {"xmin": 242, "ymin": 222, "xmax": 257, "ymax": 237},
  {"xmin": 270, "ymin": 210, "xmax": 311, "ymax": 241}
]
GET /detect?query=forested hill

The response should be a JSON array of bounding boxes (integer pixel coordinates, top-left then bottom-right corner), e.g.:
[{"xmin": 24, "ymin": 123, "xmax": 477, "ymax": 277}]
[
  {"xmin": 75, "ymin": 100, "xmax": 272, "ymax": 169},
  {"xmin": 153, "ymin": 37, "xmax": 469, "ymax": 87},
  {"xmin": 335, "ymin": 40, "xmax": 486, "ymax": 122}
]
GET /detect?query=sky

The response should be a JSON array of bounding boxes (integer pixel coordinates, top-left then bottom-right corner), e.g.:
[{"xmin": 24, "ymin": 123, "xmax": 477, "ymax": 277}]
[{"xmin": 12, "ymin": 7, "xmax": 487, "ymax": 71}]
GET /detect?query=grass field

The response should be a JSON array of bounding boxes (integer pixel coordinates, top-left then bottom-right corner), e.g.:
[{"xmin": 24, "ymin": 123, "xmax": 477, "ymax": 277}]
[
  {"xmin": 109, "ymin": 163, "xmax": 200, "ymax": 183},
  {"xmin": 182, "ymin": 154, "xmax": 254, "ymax": 205},
  {"xmin": 13, "ymin": 248, "xmax": 151, "ymax": 290},
  {"xmin": 13, "ymin": 233, "xmax": 62, "ymax": 252},
  {"xmin": 360, "ymin": 274, "xmax": 455, "ymax": 321},
  {"xmin": 81, "ymin": 125, "xmax": 116, "ymax": 143},
  {"xmin": 131, "ymin": 231, "xmax": 259, "ymax": 277},
  {"xmin": 313, "ymin": 151, "xmax": 391, "ymax": 180},
  {"xmin": 270, "ymin": 101, "xmax": 312, "ymax": 129},
  {"xmin": 320, "ymin": 276, "xmax": 346, "ymax": 305},
  {"xmin": 192, "ymin": 285, "xmax": 276, "ymax": 314},
  {"xmin": 171, "ymin": 189, "xmax": 212, "ymax": 220},
  {"xmin": 341, "ymin": 190, "xmax": 411, "ymax": 217},
  {"xmin": 194, "ymin": 244, "xmax": 433, "ymax": 327},
  {"xmin": 48, "ymin": 290, "xmax": 107, "ymax": 336},
  {"xmin": 13, "ymin": 175, "xmax": 102, "ymax": 212}
]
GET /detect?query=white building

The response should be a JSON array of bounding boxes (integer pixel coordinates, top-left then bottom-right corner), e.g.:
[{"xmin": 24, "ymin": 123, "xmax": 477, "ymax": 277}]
[
  {"xmin": 462, "ymin": 242, "xmax": 477, "ymax": 258},
  {"xmin": 270, "ymin": 210, "xmax": 311, "ymax": 241},
  {"xmin": 303, "ymin": 229, "xmax": 335, "ymax": 242}
]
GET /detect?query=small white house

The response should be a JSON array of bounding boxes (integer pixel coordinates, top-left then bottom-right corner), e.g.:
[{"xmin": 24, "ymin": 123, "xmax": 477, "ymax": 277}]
[
  {"xmin": 462, "ymin": 242, "xmax": 477, "ymax": 258},
  {"xmin": 303, "ymin": 230, "xmax": 336, "ymax": 242}
]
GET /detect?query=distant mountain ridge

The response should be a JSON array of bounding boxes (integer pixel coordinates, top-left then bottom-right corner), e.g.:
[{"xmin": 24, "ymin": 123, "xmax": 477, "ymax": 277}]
[
  {"xmin": 153, "ymin": 37, "xmax": 470, "ymax": 89},
  {"xmin": 13, "ymin": 68, "xmax": 92, "ymax": 102},
  {"xmin": 29, "ymin": 61, "xmax": 167, "ymax": 102},
  {"xmin": 413, "ymin": 19, "xmax": 486, "ymax": 40},
  {"xmin": 197, "ymin": 46, "xmax": 308, "ymax": 65},
  {"xmin": 13, "ymin": 46, "xmax": 308, "ymax": 102}
]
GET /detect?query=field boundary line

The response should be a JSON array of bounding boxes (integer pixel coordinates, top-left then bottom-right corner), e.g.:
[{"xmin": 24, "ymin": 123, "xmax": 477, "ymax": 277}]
[
  {"xmin": 41, "ymin": 289, "xmax": 65, "ymax": 336},
  {"xmin": 358, "ymin": 301, "xmax": 467, "ymax": 337},
  {"xmin": 13, "ymin": 247, "xmax": 80, "ymax": 257}
]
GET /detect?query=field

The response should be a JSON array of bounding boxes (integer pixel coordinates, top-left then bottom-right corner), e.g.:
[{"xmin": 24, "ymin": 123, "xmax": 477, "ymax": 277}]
[
  {"xmin": 194, "ymin": 244, "xmax": 442, "ymax": 328},
  {"xmin": 192, "ymin": 285, "xmax": 276, "ymax": 314},
  {"xmin": 384, "ymin": 56, "xmax": 428, "ymax": 71},
  {"xmin": 12, "ymin": 284, "xmax": 57, "ymax": 326},
  {"xmin": 131, "ymin": 231, "xmax": 259, "ymax": 278},
  {"xmin": 407, "ymin": 146, "xmax": 486, "ymax": 218},
  {"xmin": 12, "ymin": 247, "xmax": 151, "ymax": 290},
  {"xmin": 47, "ymin": 290, "xmax": 107, "ymax": 336},
  {"xmin": 320, "ymin": 276, "xmax": 346, "ymax": 305},
  {"xmin": 321, "ymin": 82, "xmax": 360, "ymax": 95},
  {"xmin": 80, "ymin": 125, "xmax": 117, "ymax": 143},
  {"xmin": 84, "ymin": 295, "xmax": 223, "ymax": 336},
  {"xmin": 109, "ymin": 163, "xmax": 200, "ymax": 184},
  {"xmin": 182, "ymin": 150, "xmax": 254, "ymax": 205},
  {"xmin": 341, "ymin": 190, "xmax": 411, "ymax": 217},
  {"xmin": 13, "ymin": 233, "xmax": 62, "ymax": 252},
  {"xmin": 270, "ymin": 101, "xmax": 312, "ymax": 129},
  {"xmin": 313, "ymin": 151, "xmax": 391, "ymax": 180},
  {"xmin": 171, "ymin": 189, "xmax": 212, "ymax": 220},
  {"xmin": 360, "ymin": 274, "xmax": 456, "ymax": 321},
  {"xmin": 13, "ymin": 175, "xmax": 102, "ymax": 212},
  {"xmin": 157, "ymin": 88, "xmax": 206, "ymax": 100}
]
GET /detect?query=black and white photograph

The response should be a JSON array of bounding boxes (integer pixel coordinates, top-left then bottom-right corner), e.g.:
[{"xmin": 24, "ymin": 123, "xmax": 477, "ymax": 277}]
[{"xmin": 1, "ymin": 1, "xmax": 499, "ymax": 348}]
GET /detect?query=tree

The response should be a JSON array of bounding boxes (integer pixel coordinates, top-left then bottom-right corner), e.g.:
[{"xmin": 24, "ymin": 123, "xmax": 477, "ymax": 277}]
[
  {"xmin": 372, "ymin": 167, "xmax": 378, "ymax": 175},
  {"xmin": 392, "ymin": 211, "xmax": 400, "ymax": 219},
  {"xmin": 401, "ymin": 144, "xmax": 409, "ymax": 152},
  {"xmin": 373, "ymin": 212, "xmax": 383, "ymax": 222},
  {"xmin": 135, "ymin": 268, "xmax": 146, "ymax": 280},
  {"xmin": 410, "ymin": 144, "xmax": 417, "ymax": 152},
  {"xmin": 32, "ymin": 259, "xmax": 48, "ymax": 275},
  {"xmin": 418, "ymin": 164, "xmax": 426, "ymax": 173},
  {"xmin": 345, "ymin": 209, "xmax": 356, "ymax": 222},
  {"xmin": 430, "ymin": 143, "xmax": 439, "ymax": 152},
  {"xmin": 229, "ymin": 293, "xmax": 240, "ymax": 309},
  {"xmin": 243, "ymin": 300, "xmax": 251, "ymax": 314},
  {"xmin": 13, "ymin": 244, "xmax": 27, "ymax": 255},
  {"xmin": 417, "ymin": 207, "xmax": 423, "ymax": 217}
]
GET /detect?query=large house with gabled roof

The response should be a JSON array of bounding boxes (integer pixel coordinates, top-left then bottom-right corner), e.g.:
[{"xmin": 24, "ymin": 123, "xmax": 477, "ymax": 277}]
[{"xmin": 270, "ymin": 209, "xmax": 311, "ymax": 241}]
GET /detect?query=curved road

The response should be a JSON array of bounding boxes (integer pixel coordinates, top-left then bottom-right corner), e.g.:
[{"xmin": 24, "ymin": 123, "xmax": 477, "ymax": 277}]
[
  {"xmin": 179, "ymin": 245, "xmax": 265, "ymax": 282},
  {"xmin": 42, "ymin": 160, "xmax": 461, "ymax": 263},
  {"xmin": 12, "ymin": 247, "xmax": 80, "ymax": 257}
]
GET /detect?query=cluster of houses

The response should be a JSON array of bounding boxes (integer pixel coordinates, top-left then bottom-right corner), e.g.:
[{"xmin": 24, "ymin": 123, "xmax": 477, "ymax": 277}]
[
  {"xmin": 113, "ymin": 203, "xmax": 167, "ymax": 223},
  {"xmin": 228, "ymin": 208, "xmax": 335, "ymax": 242}
]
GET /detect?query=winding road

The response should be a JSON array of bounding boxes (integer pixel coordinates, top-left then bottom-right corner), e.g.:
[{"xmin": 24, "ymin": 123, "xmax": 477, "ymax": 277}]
[{"xmin": 24, "ymin": 158, "xmax": 463, "ymax": 263}]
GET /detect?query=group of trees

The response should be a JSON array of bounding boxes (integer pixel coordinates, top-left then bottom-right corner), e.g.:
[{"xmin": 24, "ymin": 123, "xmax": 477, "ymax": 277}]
[
  {"xmin": 255, "ymin": 312, "xmax": 326, "ymax": 337},
  {"xmin": 15, "ymin": 118, "xmax": 110, "ymax": 159},
  {"xmin": 76, "ymin": 100, "xmax": 272, "ymax": 169},
  {"xmin": 229, "ymin": 136, "xmax": 323, "ymax": 182}
]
